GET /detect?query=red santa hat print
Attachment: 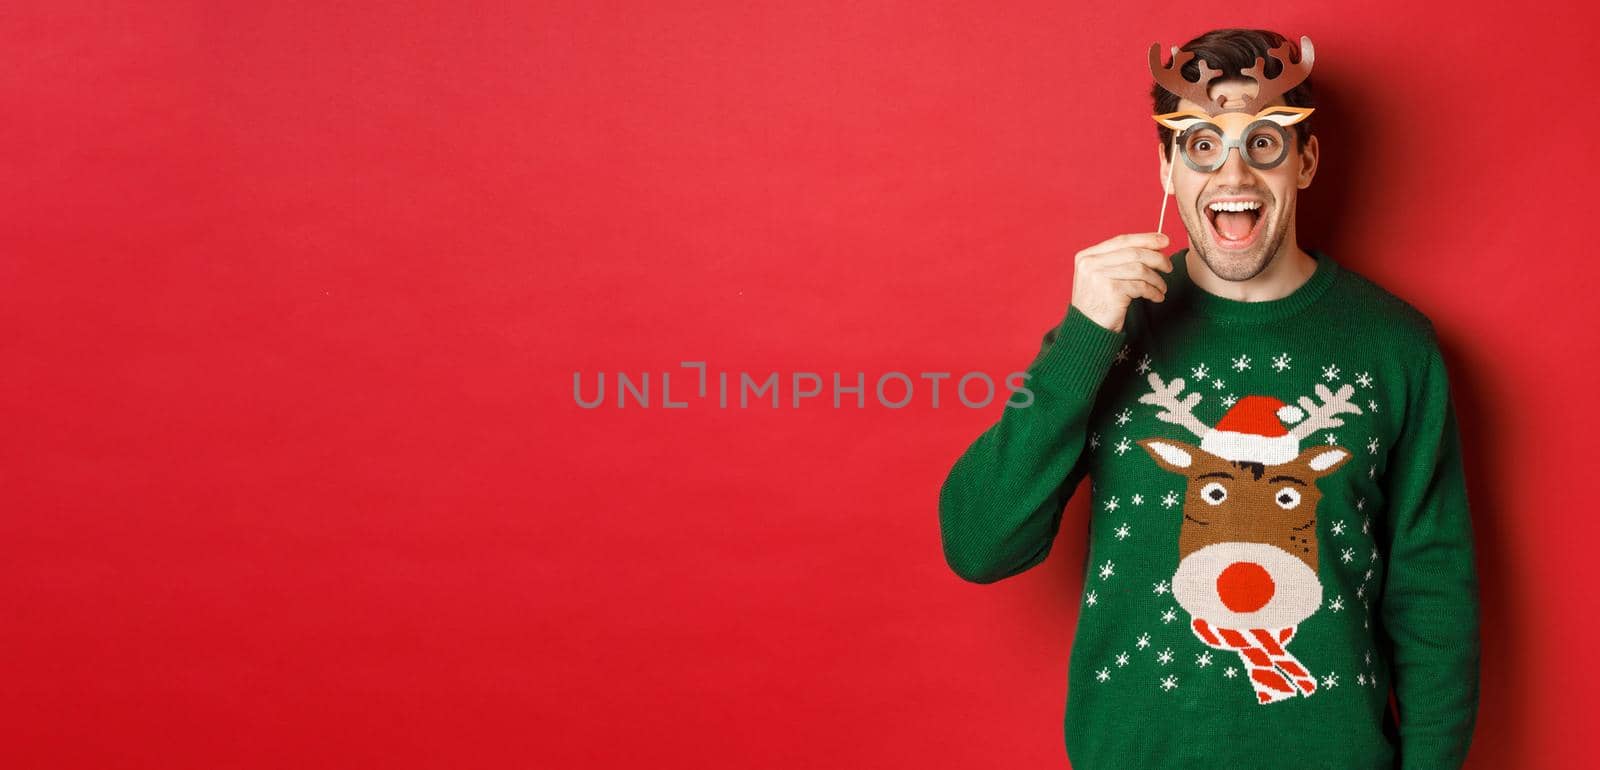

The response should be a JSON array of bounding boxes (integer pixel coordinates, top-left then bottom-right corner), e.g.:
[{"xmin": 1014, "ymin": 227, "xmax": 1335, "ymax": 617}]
[{"xmin": 1198, "ymin": 395, "xmax": 1305, "ymax": 466}]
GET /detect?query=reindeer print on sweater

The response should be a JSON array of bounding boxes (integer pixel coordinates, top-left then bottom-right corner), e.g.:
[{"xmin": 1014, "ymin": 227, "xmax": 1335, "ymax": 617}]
[
  {"xmin": 1134, "ymin": 373, "xmax": 1361, "ymax": 705},
  {"xmin": 942, "ymin": 256, "xmax": 1483, "ymax": 765}
]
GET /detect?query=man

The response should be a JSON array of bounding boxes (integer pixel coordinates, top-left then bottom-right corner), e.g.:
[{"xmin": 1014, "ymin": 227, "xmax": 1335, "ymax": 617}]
[{"xmin": 937, "ymin": 28, "xmax": 1481, "ymax": 770}]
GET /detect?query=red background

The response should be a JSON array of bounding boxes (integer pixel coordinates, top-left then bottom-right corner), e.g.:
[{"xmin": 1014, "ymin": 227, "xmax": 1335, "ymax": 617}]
[{"xmin": 4, "ymin": 2, "xmax": 1597, "ymax": 768}]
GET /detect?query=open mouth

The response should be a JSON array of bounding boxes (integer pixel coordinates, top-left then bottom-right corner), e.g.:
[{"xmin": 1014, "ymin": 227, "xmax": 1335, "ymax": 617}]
[{"xmin": 1204, "ymin": 199, "xmax": 1267, "ymax": 250}]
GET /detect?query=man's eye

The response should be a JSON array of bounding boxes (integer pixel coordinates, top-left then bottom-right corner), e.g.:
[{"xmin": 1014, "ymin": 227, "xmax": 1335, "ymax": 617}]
[
  {"xmin": 1252, "ymin": 137, "xmax": 1276, "ymax": 148},
  {"xmin": 1194, "ymin": 141, "xmax": 1213, "ymax": 151}
]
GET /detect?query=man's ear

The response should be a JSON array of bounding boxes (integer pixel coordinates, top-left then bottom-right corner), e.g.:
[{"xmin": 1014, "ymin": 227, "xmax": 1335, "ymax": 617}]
[
  {"xmin": 1297, "ymin": 133, "xmax": 1320, "ymax": 189},
  {"xmin": 1158, "ymin": 144, "xmax": 1174, "ymax": 194}
]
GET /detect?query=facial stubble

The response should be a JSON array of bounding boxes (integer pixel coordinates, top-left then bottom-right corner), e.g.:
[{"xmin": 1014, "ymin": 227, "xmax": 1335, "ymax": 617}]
[{"xmin": 1179, "ymin": 194, "xmax": 1293, "ymax": 282}]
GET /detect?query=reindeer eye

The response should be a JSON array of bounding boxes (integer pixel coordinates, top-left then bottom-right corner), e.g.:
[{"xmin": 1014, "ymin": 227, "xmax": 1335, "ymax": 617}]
[
  {"xmin": 1275, "ymin": 487, "xmax": 1302, "ymax": 509},
  {"xmin": 1200, "ymin": 482, "xmax": 1227, "ymax": 505}
]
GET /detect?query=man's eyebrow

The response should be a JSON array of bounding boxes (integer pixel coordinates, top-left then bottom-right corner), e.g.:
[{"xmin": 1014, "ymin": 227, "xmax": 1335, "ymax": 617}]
[
  {"xmin": 1196, "ymin": 471, "xmax": 1234, "ymax": 480},
  {"xmin": 1269, "ymin": 475, "xmax": 1307, "ymax": 486}
]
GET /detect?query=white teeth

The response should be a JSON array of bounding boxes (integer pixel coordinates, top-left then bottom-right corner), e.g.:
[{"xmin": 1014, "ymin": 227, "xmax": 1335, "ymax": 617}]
[{"xmin": 1207, "ymin": 200, "xmax": 1263, "ymax": 213}]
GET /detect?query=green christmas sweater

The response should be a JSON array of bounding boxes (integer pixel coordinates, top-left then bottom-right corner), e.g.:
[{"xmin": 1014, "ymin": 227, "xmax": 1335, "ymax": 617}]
[{"xmin": 939, "ymin": 249, "xmax": 1481, "ymax": 769}]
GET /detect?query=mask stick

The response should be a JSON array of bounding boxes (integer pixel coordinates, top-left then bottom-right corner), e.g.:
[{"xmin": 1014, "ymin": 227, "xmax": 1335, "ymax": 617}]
[{"xmin": 1157, "ymin": 141, "xmax": 1176, "ymax": 235}]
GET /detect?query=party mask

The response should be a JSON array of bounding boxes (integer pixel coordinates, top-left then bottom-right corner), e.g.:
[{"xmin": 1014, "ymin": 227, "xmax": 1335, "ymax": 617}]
[
  {"xmin": 1148, "ymin": 36, "xmax": 1315, "ymax": 234},
  {"xmin": 1149, "ymin": 36, "xmax": 1315, "ymax": 173}
]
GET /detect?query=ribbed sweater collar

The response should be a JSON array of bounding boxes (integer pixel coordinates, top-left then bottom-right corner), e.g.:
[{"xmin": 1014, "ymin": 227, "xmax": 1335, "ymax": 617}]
[{"xmin": 1167, "ymin": 248, "xmax": 1339, "ymax": 325}]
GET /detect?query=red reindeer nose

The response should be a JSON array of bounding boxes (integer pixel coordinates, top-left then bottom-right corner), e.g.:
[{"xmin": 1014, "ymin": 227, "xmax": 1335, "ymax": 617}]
[{"xmin": 1216, "ymin": 561, "xmax": 1275, "ymax": 612}]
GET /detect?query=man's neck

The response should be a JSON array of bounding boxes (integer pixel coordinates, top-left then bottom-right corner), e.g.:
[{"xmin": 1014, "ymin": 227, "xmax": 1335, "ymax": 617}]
[{"xmin": 1185, "ymin": 242, "xmax": 1317, "ymax": 302}]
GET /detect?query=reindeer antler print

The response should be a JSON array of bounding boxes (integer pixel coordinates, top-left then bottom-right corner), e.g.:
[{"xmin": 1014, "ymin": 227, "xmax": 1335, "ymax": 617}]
[
  {"xmin": 1133, "ymin": 363, "xmax": 1363, "ymax": 706},
  {"xmin": 1286, "ymin": 382, "xmax": 1364, "ymax": 442},
  {"xmin": 1137, "ymin": 372, "xmax": 1213, "ymax": 440}
]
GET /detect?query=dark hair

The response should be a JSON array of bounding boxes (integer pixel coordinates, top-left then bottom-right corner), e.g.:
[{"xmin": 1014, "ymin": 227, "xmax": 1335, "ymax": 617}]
[{"xmin": 1151, "ymin": 28, "xmax": 1316, "ymax": 161}]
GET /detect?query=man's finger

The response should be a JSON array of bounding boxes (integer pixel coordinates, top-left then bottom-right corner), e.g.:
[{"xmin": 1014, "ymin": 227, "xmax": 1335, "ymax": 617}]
[
  {"xmin": 1103, "ymin": 262, "xmax": 1168, "ymax": 294},
  {"xmin": 1077, "ymin": 232, "xmax": 1170, "ymax": 260},
  {"xmin": 1116, "ymin": 278, "xmax": 1165, "ymax": 303},
  {"xmin": 1082, "ymin": 247, "xmax": 1173, "ymax": 274}
]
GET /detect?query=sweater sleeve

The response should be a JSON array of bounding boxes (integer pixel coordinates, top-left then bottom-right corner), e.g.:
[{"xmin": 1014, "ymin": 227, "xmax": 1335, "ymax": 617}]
[
  {"xmin": 1379, "ymin": 340, "xmax": 1482, "ymax": 769},
  {"xmin": 937, "ymin": 305, "xmax": 1126, "ymax": 584}
]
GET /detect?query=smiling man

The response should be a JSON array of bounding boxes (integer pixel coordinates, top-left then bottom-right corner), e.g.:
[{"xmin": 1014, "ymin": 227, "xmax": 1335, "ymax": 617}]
[
  {"xmin": 1154, "ymin": 30, "xmax": 1320, "ymax": 298},
  {"xmin": 938, "ymin": 28, "xmax": 1482, "ymax": 770}
]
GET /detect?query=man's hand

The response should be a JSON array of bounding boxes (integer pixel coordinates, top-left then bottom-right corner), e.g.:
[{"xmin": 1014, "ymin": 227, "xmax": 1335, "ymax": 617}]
[{"xmin": 1069, "ymin": 233, "xmax": 1173, "ymax": 333}]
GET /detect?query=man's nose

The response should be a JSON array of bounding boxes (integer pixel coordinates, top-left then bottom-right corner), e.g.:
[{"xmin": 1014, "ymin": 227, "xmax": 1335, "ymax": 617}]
[{"xmin": 1213, "ymin": 144, "xmax": 1253, "ymax": 186}]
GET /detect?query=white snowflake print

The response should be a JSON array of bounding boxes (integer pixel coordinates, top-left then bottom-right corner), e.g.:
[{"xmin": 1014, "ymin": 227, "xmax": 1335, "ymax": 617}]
[
  {"xmin": 1321, "ymin": 672, "xmax": 1339, "ymax": 689},
  {"xmin": 1222, "ymin": 393, "xmax": 1238, "ymax": 407},
  {"xmin": 1324, "ymin": 432, "xmax": 1337, "ymax": 445},
  {"xmin": 1190, "ymin": 362, "xmax": 1210, "ymax": 381},
  {"xmin": 1365, "ymin": 649, "xmax": 1372, "ymax": 665},
  {"xmin": 1231, "ymin": 353, "xmax": 1251, "ymax": 372},
  {"xmin": 1085, "ymin": 590, "xmax": 1098, "ymax": 607},
  {"xmin": 1341, "ymin": 547, "xmax": 1355, "ymax": 564},
  {"xmin": 1329, "ymin": 596, "xmax": 1345, "ymax": 611},
  {"xmin": 1362, "ymin": 515, "xmax": 1370, "ymax": 534},
  {"xmin": 1131, "ymin": 493, "xmax": 1144, "ymax": 506},
  {"xmin": 1271, "ymin": 353, "xmax": 1291, "ymax": 372},
  {"xmin": 1330, "ymin": 520, "xmax": 1346, "ymax": 536},
  {"xmin": 1224, "ymin": 667, "xmax": 1239, "ymax": 679},
  {"xmin": 1116, "ymin": 408, "xmax": 1133, "ymax": 426},
  {"xmin": 1114, "ymin": 523, "xmax": 1131, "ymax": 540},
  {"xmin": 1161, "ymin": 491, "xmax": 1179, "ymax": 508},
  {"xmin": 1136, "ymin": 633, "xmax": 1151, "ymax": 649},
  {"xmin": 1356, "ymin": 497, "xmax": 1366, "ymax": 511},
  {"xmin": 1114, "ymin": 437, "xmax": 1133, "ymax": 455},
  {"xmin": 1096, "ymin": 667, "xmax": 1111, "ymax": 682},
  {"xmin": 1115, "ymin": 345, "xmax": 1130, "ymax": 364},
  {"xmin": 1322, "ymin": 363, "xmax": 1341, "ymax": 381},
  {"xmin": 1369, "ymin": 673, "xmax": 1378, "ymax": 689},
  {"xmin": 1089, "ymin": 432, "xmax": 1100, "ymax": 449},
  {"xmin": 1367, "ymin": 437, "xmax": 1380, "ymax": 455},
  {"xmin": 1136, "ymin": 353, "xmax": 1152, "ymax": 374},
  {"xmin": 1157, "ymin": 648, "xmax": 1175, "ymax": 665},
  {"xmin": 1211, "ymin": 377, "xmax": 1226, "ymax": 390},
  {"xmin": 1152, "ymin": 579, "xmax": 1171, "ymax": 596},
  {"xmin": 1115, "ymin": 652, "xmax": 1130, "ymax": 667},
  {"xmin": 1364, "ymin": 567, "xmax": 1374, "ymax": 581},
  {"xmin": 1356, "ymin": 585, "xmax": 1366, "ymax": 599},
  {"xmin": 1104, "ymin": 496, "xmax": 1121, "ymax": 512},
  {"xmin": 1356, "ymin": 371, "xmax": 1373, "ymax": 388},
  {"xmin": 1356, "ymin": 673, "xmax": 1367, "ymax": 686},
  {"xmin": 1370, "ymin": 547, "xmax": 1380, "ymax": 562},
  {"xmin": 1160, "ymin": 607, "xmax": 1177, "ymax": 624},
  {"xmin": 1368, "ymin": 465, "xmax": 1376, "ymax": 480},
  {"xmin": 1098, "ymin": 560, "xmax": 1116, "ymax": 580},
  {"xmin": 1195, "ymin": 651, "xmax": 1214, "ymax": 667},
  {"xmin": 1160, "ymin": 675, "xmax": 1179, "ymax": 691},
  {"xmin": 1367, "ymin": 400, "xmax": 1380, "ymax": 413}
]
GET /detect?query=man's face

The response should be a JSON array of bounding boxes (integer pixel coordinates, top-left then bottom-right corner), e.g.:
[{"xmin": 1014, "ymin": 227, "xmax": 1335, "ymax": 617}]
[{"xmin": 1161, "ymin": 77, "xmax": 1319, "ymax": 280}]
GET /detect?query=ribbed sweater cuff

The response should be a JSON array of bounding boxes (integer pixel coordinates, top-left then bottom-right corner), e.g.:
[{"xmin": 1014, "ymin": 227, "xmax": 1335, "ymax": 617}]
[{"xmin": 1028, "ymin": 305, "xmax": 1127, "ymax": 398}]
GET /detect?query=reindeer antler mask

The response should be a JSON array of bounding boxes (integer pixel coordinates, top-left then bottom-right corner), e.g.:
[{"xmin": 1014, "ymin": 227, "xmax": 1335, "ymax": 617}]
[{"xmin": 1149, "ymin": 36, "xmax": 1316, "ymax": 174}]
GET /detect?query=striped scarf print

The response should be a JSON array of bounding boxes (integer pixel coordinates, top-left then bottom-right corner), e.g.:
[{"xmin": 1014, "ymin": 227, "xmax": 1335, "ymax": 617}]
[{"xmin": 1191, "ymin": 617, "xmax": 1318, "ymax": 704}]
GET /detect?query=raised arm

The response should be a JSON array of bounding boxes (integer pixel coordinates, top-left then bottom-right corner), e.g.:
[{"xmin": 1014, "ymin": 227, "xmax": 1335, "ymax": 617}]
[{"xmin": 937, "ymin": 305, "xmax": 1125, "ymax": 583}]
